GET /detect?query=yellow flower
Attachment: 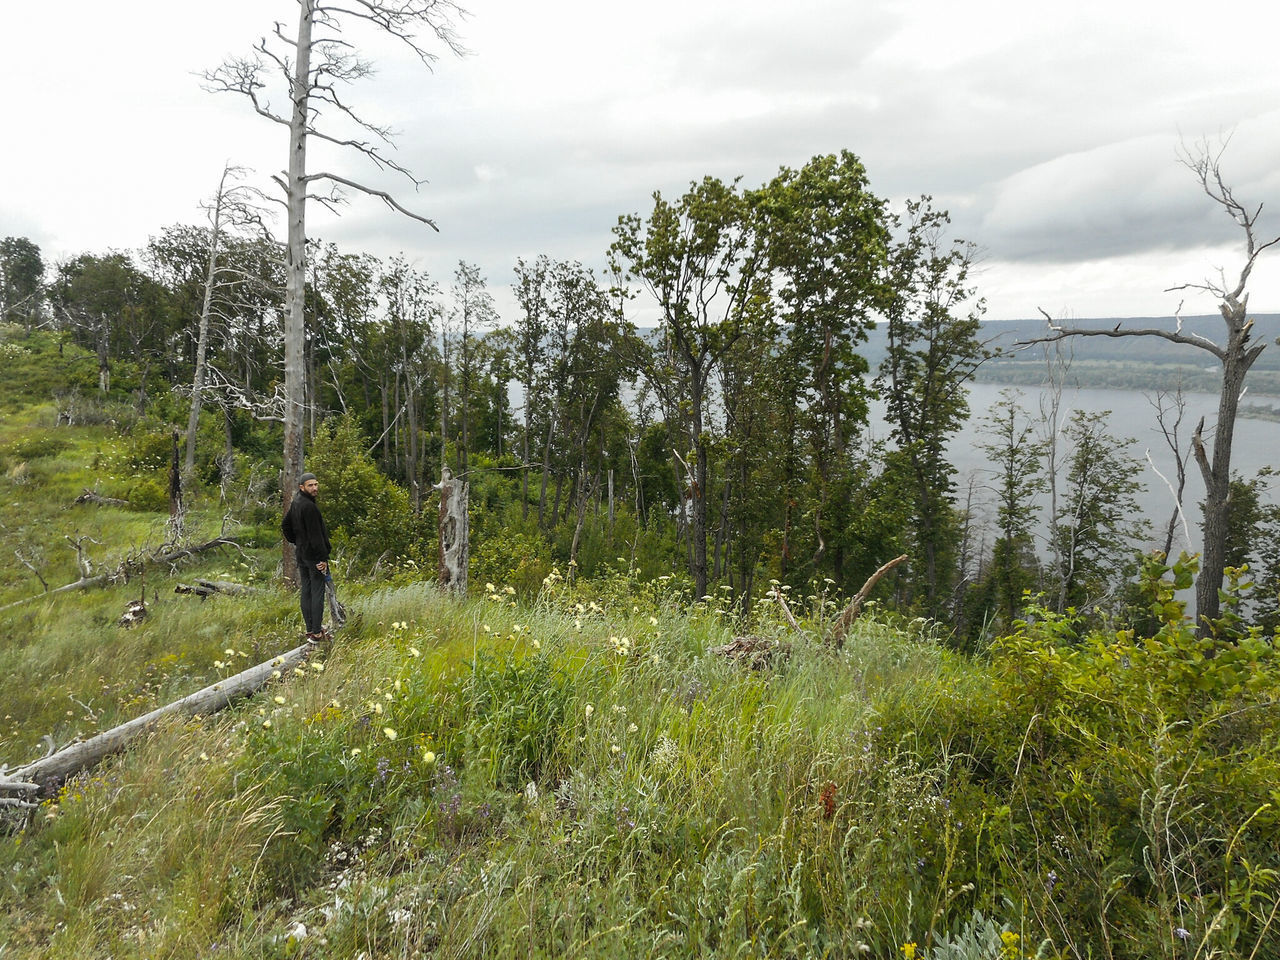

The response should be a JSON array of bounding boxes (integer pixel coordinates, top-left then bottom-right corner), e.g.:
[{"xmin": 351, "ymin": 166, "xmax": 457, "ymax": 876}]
[
  {"xmin": 409, "ymin": 647, "xmax": 421, "ymax": 658},
  {"xmin": 423, "ymin": 750, "xmax": 436, "ymax": 765},
  {"xmin": 273, "ymin": 695, "xmax": 286, "ymax": 705},
  {"xmin": 584, "ymin": 703, "xmax": 594, "ymax": 719},
  {"xmin": 610, "ymin": 744, "xmax": 621, "ymax": 754},
  {"xmin": 383, "ymin": 727, "xmax": 397, "ymax": 740},
  {"xmin": 901, "ymin": 943, "xmax": 917, "ymax": 960}
]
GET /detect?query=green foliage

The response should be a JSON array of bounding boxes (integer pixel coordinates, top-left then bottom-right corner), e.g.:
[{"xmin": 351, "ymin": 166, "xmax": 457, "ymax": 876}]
[
  {"xmin": 453, "ymin": 652, "xmax": 576, "ymax": 789},
  {"xmin": 878, "ymin": 198, "xmax": 989, "ymax": 616},
  {"xmin": 304, "ymin": 414, "xmax": 430, "ymax": 568}
]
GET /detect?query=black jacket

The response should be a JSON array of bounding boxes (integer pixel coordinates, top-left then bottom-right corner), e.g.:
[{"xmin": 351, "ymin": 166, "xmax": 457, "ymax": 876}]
[{"xmin": 289, "ymin": 490, "xmax": 331, "ymax": 565}]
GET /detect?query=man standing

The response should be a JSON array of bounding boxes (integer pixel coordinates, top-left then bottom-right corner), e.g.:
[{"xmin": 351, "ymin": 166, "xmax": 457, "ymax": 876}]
[{"xmin": 286, "ymin": 472, "xmax": 331, "ymax": 641}]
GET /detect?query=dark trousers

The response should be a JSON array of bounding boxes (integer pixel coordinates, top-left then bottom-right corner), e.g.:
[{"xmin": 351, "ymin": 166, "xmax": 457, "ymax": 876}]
[{"xmin": 297, "ymin": 558, "xmax": 326, "ymax": 634}]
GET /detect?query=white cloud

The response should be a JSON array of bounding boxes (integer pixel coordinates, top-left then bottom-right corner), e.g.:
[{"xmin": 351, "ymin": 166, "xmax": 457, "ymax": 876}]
[{"xmin": 4, "ymin": 0, "xmax": 1280, "ymax": 321}]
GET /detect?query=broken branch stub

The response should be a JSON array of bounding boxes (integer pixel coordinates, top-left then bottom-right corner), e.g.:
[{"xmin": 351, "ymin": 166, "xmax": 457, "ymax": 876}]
[{"xmin": 828, "ymin": 554, "xmax": 909, "ymax": 649}]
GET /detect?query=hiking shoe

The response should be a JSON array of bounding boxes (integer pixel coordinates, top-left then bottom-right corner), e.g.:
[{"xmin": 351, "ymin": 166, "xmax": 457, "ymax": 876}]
[{"xmin": 304, "ymin": 632, "xmax": 322, "ymax": 644}]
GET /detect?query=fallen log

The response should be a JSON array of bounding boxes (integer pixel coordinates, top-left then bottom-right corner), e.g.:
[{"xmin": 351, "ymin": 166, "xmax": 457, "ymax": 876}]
[
  {"xmin": 0, "ymin": 537, "xmax": 240, "ymax": 613},
  {"xmin": 175, "ymin": 578, "xmax": 257, "ymax": 598},
  {"xmin": 710, "ymin": 635, "xmax": 790, "ymax": 670},
  {"xmin": 0, "ymin": 641, "xmax": 313, "ymax": 800},
  {"xmin": 73, "ymin": 488, "xmax": 130, "ymax": 507},
  {"xmin": 713, "ymin": 556, "xmax": 911, "ymax": 670}
]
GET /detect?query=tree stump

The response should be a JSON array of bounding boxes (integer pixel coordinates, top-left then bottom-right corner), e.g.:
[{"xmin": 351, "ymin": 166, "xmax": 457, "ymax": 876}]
[{"xmin": 436, "ymin": 466, "xmax": 469, "ymax": 594}]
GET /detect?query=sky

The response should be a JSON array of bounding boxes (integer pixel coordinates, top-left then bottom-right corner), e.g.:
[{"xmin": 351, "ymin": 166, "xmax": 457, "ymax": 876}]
[{"xmin": 4, "ymin": 0, "xmax": 1280, "ymax": 323}]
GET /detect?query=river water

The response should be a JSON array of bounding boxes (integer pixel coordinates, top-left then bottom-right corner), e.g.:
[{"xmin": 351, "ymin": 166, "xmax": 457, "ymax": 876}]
[{"xmin": 869, "ymin": 382, "xmax": 1280, "ymax": 557}]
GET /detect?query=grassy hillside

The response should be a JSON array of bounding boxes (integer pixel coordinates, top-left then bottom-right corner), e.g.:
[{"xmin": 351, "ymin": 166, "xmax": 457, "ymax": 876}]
[{"xmin": 1, "ymin": 334, "xmax": 1278, "ymax": 959}]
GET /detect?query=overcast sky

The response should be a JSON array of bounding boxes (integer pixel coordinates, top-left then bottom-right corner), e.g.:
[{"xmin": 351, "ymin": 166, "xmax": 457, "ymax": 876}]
[{"xmin": 4, "ymin": 0, "xmax": 1280, "ymax": 322}]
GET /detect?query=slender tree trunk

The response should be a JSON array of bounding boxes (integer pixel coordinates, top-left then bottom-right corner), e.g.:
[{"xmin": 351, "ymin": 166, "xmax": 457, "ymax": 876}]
[
  {"xmin": 521, "ymin": 414, "xmax": 531, "ymax": 521},
  {"xmin": 405, "ymin": 364, "xmax": 420, "ymax": 515},
  {"xmin": 185, "ymin": 167, "xmax": 232, "ymax": 490},
  {"xmin": 281, "ymin": 0, "xmax": 314, "ymax": 585},
  {"xmin": 552, "ymin": 470, "xmax": 564, "ymax": 527},
  {"xmin": 689, "ymin": 369, "xmax": 709, "ymax": 599},
  {"xmin": 712, "ymin": 478, "xmax": 731, "ymax": 582}
]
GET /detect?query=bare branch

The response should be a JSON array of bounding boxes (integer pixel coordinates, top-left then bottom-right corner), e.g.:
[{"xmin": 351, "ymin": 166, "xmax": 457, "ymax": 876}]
[
  {"xmin": 1021, "ymin": 314, "xmax": 1226, "ymax": 361},
  {"xmin": 303, "ymin": 171, "xmax": 438, "ymax": 230},
  {"xmin": 318, "ymin": 0, "xmax": 470, "ymax": 62}
]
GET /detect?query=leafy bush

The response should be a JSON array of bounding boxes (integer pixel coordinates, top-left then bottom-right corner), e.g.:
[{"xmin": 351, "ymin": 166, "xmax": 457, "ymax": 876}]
[{"xmin": 305, "ymin": 415, "xmax": 431, "ymax": 568}]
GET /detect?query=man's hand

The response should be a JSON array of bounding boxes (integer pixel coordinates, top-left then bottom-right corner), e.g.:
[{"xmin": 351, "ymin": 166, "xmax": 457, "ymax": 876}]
[{"xmin": 317, "ymin": 562, "xmax": 328, "ymax": 573}]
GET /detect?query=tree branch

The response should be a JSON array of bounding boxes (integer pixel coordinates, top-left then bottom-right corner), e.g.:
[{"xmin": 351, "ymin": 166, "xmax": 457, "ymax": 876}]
[
  {"xmin": 1022, "ymin": 308, "xmax": 1225, "ymax": 360},
  {"xmin": 303, "ymin": 171, "xmax": 438, "ymax": 230}
]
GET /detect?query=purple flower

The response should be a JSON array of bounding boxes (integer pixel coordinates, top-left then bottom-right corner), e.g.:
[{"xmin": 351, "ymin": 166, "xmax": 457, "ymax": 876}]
[{"xmin": 1174, "ymin": 927, "xmax": 1190, "ymax": 942}]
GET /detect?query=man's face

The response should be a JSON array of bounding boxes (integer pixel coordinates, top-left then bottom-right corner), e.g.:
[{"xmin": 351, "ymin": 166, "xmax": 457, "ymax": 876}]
[{"xmin": 301, "ymin": 478, "xmax": 319, "ymax": 496}]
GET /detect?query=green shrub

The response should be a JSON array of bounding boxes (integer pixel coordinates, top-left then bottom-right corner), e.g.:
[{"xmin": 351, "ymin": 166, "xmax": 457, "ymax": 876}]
[{"xmin": 304, "ymin": 415, "xmax": 431, "ymax": 568}]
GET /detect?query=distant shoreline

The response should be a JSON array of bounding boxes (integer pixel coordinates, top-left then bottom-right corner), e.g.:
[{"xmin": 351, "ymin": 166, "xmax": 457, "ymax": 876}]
[{"xmin": 973, "ymin": 359, "xmax": 1280, "ymax": 407}]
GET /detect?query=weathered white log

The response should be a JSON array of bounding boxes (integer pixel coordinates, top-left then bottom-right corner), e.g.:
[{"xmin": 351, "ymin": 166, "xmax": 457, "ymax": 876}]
[{"xmin": 4, "ymin": 642, "xmax": 313, "ymax": 798}]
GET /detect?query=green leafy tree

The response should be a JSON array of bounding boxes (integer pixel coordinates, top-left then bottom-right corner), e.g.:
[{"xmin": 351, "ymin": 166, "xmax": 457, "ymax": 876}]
[
  {"xmin": 51, "ymin": 252, "xmax": 170, "ymax": 395},
  {"xmin": 879, "ymin": 198, "xmax": 990, "ymax": 615},
  {"xmin": 0, "ymin": 236, "xmax": 45, "ymax": 330},
  {"xmin": 978, "ymin": 390, "xmax": 1046, "ymax": 626},
  {"xmin": 1053, "ymin": 410, "xmax": 1148, "ymax": 613},
  {"xmin": 752, "ymin": 151, "xmax": 889, "ymax": 586},
  {"xmin": 611, "ymin": 177, "xmax": 766, "ymax": 598},
  {"xmin": 512, "ymin": 255, "xmax": 551, "ymax": 519},
  {"xmin": 305, "ymin": 414, "xmax": 425, "ymax": 568},
  {"xmin": 450, "ymin": 261, "xmax": 499, "ymax": 476}
]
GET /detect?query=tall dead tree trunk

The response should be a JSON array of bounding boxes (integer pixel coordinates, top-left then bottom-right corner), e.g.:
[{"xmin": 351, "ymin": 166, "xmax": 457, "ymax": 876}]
[
  {"xmin": 205, "ymin": 0, "xmax": 462, "ymax": 585},
  {"xmin": 1021, "ymin": 146, "xmax": 1277, "ymax": 636}
]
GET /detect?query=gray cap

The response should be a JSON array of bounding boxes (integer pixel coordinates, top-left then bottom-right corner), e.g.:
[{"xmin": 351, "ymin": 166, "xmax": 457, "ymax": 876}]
[{"xmin": 298, "ymin": 472, "xmax": 317, "ymax": 485}]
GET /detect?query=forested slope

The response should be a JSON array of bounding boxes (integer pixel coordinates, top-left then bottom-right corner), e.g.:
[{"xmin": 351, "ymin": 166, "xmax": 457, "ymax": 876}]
[{"xmin": 0, "ymin": 335, "xmax": 1277, "ymax": 959}]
